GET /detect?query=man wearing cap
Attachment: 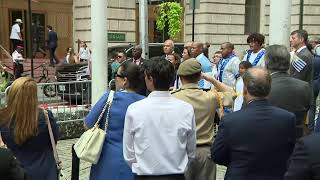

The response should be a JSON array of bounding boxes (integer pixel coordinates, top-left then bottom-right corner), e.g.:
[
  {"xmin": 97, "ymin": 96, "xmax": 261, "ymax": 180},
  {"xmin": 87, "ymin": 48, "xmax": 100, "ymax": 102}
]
[
  {"xmin": 10, "ymin": 19, "xmax": 23, "ymax": 52},
  {"xmin": 171, "ymin": 58, "xmax": 235, "ymax": 180},
  {"xmin": 12, "ymin": 46, "xmax": 25, "ymax": 79}
]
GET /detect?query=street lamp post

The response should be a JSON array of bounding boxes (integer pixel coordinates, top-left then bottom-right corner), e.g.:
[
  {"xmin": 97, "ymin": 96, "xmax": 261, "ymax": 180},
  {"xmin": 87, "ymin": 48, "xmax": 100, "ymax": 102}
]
[
  {"xmin": 28, "ymin": 0, "xmax": 34, "ymax": 78},
  {"xmin": 139, "ymin": 0, "xmax": 149, "ymax": 60}
]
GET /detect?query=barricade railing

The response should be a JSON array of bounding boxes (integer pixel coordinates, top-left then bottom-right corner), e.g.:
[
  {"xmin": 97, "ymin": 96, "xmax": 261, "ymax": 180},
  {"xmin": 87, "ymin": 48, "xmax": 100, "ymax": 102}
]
[
  {"xmin": 0, "ymin": 80, "xmax": 92, "ymax": 139},
  {"xmin": 37, "ymin": 80, "xmax": 92, "ymax": 122},
  {"xmin": 0, "ymin": 80, "xmax": 92, "ymax": 122}
]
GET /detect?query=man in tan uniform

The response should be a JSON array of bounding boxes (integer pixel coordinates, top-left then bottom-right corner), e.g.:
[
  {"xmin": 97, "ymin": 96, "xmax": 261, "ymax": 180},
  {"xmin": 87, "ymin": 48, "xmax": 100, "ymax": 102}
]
[{"xmin": 171, "ymin": 58, "xmax": 235, "ymax": 180}]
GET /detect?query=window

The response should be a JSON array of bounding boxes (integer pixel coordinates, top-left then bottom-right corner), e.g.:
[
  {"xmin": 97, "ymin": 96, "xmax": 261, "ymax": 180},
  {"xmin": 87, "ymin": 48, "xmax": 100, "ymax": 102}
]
[{"xmin": 245, "ymin": 0, "xmax": 260, "ymax": 34}]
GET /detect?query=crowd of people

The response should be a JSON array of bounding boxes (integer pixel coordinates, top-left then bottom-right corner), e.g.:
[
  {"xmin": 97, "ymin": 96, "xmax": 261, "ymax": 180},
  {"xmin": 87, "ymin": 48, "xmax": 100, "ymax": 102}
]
[{"xmin": 1, "ymin": 28, "xmax": 320, "ymax": 180}]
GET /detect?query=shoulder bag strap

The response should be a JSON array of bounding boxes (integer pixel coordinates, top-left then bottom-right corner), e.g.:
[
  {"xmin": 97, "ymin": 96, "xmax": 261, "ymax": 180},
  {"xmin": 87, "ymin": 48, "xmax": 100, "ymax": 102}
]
[
  {"xmin": 94, "ymin": 90, "xmax": 115, "ymax": 127},
  {"xmin": 104, "ymin": 90, "xmax": 114, "ymax": 131},
  {"xmin": 42, "ymin": 109, "xmax": 61, "ymax": 170}
]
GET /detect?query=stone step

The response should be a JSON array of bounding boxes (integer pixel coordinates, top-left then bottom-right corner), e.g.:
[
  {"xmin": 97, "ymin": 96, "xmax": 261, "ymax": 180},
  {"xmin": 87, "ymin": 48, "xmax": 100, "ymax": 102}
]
[{"xmin": 2, "ymin": 58, "xmax": 56, "ymax": 81}]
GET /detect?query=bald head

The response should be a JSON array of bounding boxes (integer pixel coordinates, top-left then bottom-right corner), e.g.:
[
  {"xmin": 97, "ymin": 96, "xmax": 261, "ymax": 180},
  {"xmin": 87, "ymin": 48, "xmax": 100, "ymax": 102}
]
[
  {"xmin": 243, "ymin": 68, "xmax": 271, "ymax": 98},
  {"xmin": 163, "ymin": 39, "xmax": 175, "ymax": 55}
]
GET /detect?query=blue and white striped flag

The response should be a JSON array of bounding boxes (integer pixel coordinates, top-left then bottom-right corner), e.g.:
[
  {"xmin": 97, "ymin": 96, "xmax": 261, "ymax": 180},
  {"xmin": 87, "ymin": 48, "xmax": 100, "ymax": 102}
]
[{"xmin": 292, "ymin": 58, "xmax": 306, "ymax": 72}]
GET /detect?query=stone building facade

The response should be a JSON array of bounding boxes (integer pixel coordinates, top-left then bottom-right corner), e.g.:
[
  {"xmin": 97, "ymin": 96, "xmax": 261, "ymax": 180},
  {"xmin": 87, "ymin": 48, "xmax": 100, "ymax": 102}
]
[
  {"xmin": 73, "ymin": 0, "xmax": 137, "ymax": 48},
  {"xmin": 73, "ymin": 0, "xmax": 320, "ymax": 57}
]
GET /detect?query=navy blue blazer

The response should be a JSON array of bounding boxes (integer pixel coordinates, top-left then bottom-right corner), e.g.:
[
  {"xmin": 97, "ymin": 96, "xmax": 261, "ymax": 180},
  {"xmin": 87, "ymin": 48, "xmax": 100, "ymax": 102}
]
[
  {"xmin": 47, "ymin": 30, "xmax": 58, "ymax": 48},
  {"xmin": 211, "ymin": 100, "xmax": 296, "ymax": 180}
]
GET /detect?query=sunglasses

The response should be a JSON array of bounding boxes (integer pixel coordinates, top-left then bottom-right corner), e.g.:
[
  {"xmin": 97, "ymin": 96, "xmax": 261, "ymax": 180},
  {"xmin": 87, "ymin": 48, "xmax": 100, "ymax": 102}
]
[{"xmin": 115, "ymin": 73, "xmax": 125, "ymax": 78}]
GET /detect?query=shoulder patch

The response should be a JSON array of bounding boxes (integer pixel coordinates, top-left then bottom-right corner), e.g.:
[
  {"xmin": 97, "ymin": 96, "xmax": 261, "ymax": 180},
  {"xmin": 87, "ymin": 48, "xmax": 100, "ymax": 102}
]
[{"xmin": 292, "ymin": 58, "xmax": 307, "ymax": 72}]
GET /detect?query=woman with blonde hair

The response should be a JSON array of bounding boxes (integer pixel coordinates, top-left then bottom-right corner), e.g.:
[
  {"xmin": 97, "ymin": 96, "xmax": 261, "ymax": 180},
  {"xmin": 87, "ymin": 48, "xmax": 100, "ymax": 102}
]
[{"xmin": 0, "ymin": 77, "xmax": 59, "ymax": 180}]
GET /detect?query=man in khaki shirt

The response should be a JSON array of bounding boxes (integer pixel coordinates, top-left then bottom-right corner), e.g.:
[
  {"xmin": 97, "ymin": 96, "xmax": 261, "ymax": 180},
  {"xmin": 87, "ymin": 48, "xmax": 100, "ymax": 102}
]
[{"xmin": 171, "ymin": 58, "xmax": 235, "ymax": 180}]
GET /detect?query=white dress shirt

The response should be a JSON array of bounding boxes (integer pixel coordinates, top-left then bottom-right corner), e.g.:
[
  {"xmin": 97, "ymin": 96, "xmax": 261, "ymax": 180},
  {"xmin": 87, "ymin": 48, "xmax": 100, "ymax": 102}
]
[
  {"xmin": 314, "ymin": 44, "xmax": 320, "ymax": 56},
  {"xmin": 79, "ymin": 47, "xmax": 91, "ymax": 60},
  {"xmin": 12, "ymin": 50, "xmax": 24, "ymax": 64},
  {"xmin": 296, "ymin": 46, "xmax": 307, "ymax": 53},
  {"xmin": 123, "ymin": 91, "xmax": 196, "ymax": 175},
  {"xmin": 234, "ymin": 77, "xmax": 244, "ymax": 111},
  {"xmin": 10, "ymin": 24, "xmax": 21, "ymax": 40},
  {"xmin": 242, "ymin": 48, "xmax": 265, "ymax": 67}
]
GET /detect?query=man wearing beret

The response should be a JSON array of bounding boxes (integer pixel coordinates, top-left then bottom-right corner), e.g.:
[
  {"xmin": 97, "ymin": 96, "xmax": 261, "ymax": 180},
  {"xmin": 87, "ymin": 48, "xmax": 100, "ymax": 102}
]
[{"xmin": 171, "ymin": 58, "xmax": 235, "ymax": 180}]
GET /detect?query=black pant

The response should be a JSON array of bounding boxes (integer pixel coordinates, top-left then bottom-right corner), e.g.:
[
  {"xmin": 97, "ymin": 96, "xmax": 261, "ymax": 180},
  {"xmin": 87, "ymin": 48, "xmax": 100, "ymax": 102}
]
[
  {"xmin": 49, "ymin": 46, "xmax": 58, "ymax": 64},
  {"xmin": 13, "ymin": 62, "xmax": 23, "ymax": 79},
  {"xmin": 309, "ymin": 78, "xmax": 320, "ymax": 131},
  {"xmin": 11, "ymin": 39, "xmax": 22, "ymax": 52},
  {"xmin": 135, "ymin": 174, "xmax": 185, "ymax": 180}
]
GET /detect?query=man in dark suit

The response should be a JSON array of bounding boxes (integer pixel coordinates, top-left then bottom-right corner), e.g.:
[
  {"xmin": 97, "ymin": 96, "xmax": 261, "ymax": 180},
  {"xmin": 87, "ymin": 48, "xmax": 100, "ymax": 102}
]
[
  {"xmin": 130, "ymin": 45, "xmax": 145, "ymax": 66},
  {"xmin": 289, "ymin": 29, "xmax": 314, "ymax": 84},
  {"xmin": 211, "ymin": 68, "xmax": 296, "ymax": 180},
  {"xmin": 47, "ymin": 25, "xmax": 58, "ymax": 66},
  {"xmin": 266, "ymin": 45, "xmax": 311, "ymax": 138},
  {"xmin": 161, "ymin": 39, "xmax": 174, "ymax": 60},
  {"xmin": 284, "ymin": 133, "xmax": 320, "ymax": 180}
]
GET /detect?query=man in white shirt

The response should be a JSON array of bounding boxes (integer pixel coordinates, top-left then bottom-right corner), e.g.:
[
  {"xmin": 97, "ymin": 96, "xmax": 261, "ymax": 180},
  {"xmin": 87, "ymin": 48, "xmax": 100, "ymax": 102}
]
[
  {"xmin": 10, "ymin": 19, "xmax": 23, "ymax": 52},
  {"xmin": 242, "ymin": 33, "xmax": 265, "ymax": 67},
  {"xmin": 12, "ymin": 46, "xmax": 25, "ymax": 79},
  {"xmin": 123, "ymin": 57, "xmax": 196, "ymax": 180}
]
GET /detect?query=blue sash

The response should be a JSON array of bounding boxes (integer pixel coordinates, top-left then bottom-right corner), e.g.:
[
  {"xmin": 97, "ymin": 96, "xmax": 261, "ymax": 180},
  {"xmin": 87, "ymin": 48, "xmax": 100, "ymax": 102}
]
[
  {"xmin": 235, "ymin": 73, "xmax": 240, "ymax": 79},
  {"xmin": 246, "ymin": 49, "xmax": 265, "ymax": 66},
  {"xmin": 218, "ymin": 54, "xmax": 236, "ymax": 82}
]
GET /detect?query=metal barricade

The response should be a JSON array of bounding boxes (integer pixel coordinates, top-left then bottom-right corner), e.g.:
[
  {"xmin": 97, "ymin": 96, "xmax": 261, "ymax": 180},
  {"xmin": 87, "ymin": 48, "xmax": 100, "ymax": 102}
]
[
  {"xmin": 37, "ymin": 80, "xmax": 92, "ymax": 121},
  {"xmin": 37, "ymin": 80, "xmax": 92, "ymax": 139}
]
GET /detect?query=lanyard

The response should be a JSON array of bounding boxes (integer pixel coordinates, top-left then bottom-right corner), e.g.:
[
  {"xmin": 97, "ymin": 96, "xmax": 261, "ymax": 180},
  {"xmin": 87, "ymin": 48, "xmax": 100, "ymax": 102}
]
[
  {"xmin": 246, "ymin": 49, "xmax": 265, "ymax": 66},
  {"xmin": 218, "ymin": 54, "xmax": 236, "ymax": 82}
]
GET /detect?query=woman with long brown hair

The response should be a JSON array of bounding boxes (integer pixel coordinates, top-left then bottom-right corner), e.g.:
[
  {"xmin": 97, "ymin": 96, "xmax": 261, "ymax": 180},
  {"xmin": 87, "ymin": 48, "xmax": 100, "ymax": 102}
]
[{"xmin": 0, "ymin": 77, "xmax": 59, "ymax": 180}]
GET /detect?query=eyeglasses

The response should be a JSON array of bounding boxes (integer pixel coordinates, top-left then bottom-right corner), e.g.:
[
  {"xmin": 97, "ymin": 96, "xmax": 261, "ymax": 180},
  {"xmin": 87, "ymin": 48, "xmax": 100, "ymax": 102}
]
[{"xmin": 117, "ymin": 56, "xmax": 123, "ymax": 58}]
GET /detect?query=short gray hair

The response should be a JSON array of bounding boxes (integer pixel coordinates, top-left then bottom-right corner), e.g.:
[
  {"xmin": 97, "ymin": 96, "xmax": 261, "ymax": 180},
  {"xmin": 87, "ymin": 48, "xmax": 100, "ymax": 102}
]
[{"xmin": 265, "ymin": 45, "xmax": 290, "ymax": 72}]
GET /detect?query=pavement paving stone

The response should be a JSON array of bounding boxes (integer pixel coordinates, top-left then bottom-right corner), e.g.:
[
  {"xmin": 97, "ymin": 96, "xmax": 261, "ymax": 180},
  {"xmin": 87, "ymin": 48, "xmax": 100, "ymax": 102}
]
[
  {"xmin": 57, "ymin": 138, "xmax": 226, "ymax": 180},
  {"xmin": 57, "ymin": 138, "xmax": 91, "ymax": 180}
]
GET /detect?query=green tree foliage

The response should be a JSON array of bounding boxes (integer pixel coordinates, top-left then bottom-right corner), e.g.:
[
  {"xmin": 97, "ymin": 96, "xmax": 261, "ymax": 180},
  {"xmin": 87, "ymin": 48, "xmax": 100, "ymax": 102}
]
[{"xmin": 156, "ymin": 2, "xmax": 183, "ymax": 39}]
